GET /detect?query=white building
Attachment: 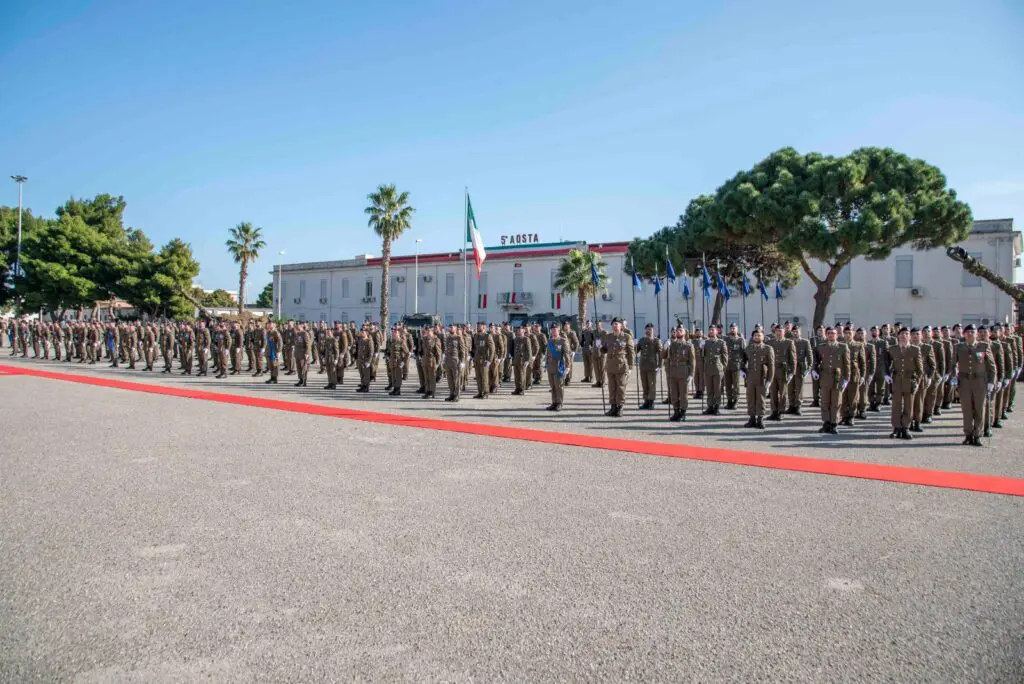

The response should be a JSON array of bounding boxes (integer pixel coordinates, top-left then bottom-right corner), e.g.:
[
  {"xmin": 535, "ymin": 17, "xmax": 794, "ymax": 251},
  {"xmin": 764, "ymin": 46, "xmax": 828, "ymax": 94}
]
[{"xmin": 272, "ymin": 219, "xmax": 1021, "ymax": 332}]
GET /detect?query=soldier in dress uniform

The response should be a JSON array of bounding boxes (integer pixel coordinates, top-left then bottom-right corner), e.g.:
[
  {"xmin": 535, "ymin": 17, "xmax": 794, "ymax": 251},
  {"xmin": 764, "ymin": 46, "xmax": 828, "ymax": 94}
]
[
  {"xmin": 419, "ymin": 327, "xmax": 442, "ymax": 398},
  {"xmin": 264, "ymin": 321, "xmax": 283, "ymax": 384},
  {"xmin": 741, "ymin": 325, "xmax": 774, "ymax": 429},
  {"xmin": 545, "ymin": 324, "xmax": 571, "ymax": 411},
  {"xmin": 809, "ymin": 324, "xmax": 825, "ymax": 408},
  {"xmin": 924, "ymin": 326, "xmax": 946, "ymax": 423},
  {"xmin": 289, "ymin": 323, "xmax": 308, "ymax": 387},
  {"xmin": 950, "ymin": 325, "xmax": 995, "ymax": 446},
  {"xmin": 321, "ymin": 324, "xmax": 340, "ymax": 390},
  {"xmin": 470, "ymin": 321, "xmax": 495, "ymax": 399},
  {"xmin": 700, "ymin": 325, "xmax": 727, "ymax": 415},
  {"xmin": 988, "ymin": 325, "xmax": 1008, "ymax": 429},
  {"xmin": 885, "ymin": 327, "xmax": 923, "ymax": 440},
  {"xmin": 443, "ymin": 324, "xmax": 466, "ymax": 401},
  {"xmin": 813, "ymin": 326, "xmax": 850, "ymax": 434},
  {"xmin": 354, "ymin": 328, "xmax": 374, "ymax": 392},
  {"xmin": 387, "ymin": 327, "xmax": 410, "ymax": 396},
  {"xmin": 766, "ymin": 325, "xmax": 796, "ymax": 421},
  {"xmin": 601, "ymin": 318, "xmax": 634, "ymax": 417},
  {"xmin": 511, "ymin": 326, "xmax": 532, "ymax": 395},
  {"xmin": 723, "ymin": 323, "xmax": 746, "ymax": 410},
  {"xmin": 251, "ymin": 323, "xmax": 266, "ymax": 377},
  {"xmin": 907, "ymin": 327, "xmax": 935, "ymax": 433},
  {"xmin": 501, "ymin": 322, "xmax": 515, "ymax": 383},
  {"xmin": 691, "ymin": 328, "xmax": 705, "ymax": 399},
  {"xmin": 662, "ymin": 326, "xmax": 693, "ymax": 422},
  {"xmin": 636, "ymin": 323, "xmax": 663, "ymax": 410},
  {"xmin": 788, "ymin": 325, "xmax": 813, "ymax": 415},
  {"xmin": 488, "ymin": 323, "xmax": 504, "ymax": 393},
  {"xmin": 580, "ymin": 320, "xmax": 595, "ymax": 383},
  {"xmin": 531, "ymin": 323, "xmax": 547, "ymax": 386},
  {"xmin": 852, "ymin": 327, "xmax": 874, "ymax": 420},
  {"xmin": 194, "ymin": 321, "xmax": 210, "ymax": 376},
  {"xmin": 839, "ymin": 326, "xmax": 866, "ymax": 426}
]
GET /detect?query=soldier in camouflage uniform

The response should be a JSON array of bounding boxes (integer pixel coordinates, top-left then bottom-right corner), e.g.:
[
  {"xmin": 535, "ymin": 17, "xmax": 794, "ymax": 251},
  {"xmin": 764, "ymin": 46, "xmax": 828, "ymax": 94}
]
[
  {"xmin": 662, "ymin": 326, "xmax": 694, "ymax": 422},
  {"xmin": 444, "ymin": 324, "xmax": 467, "ymax": 402},
  {"xmin": 600, "ymin": 318, "xmax": 634, "ymax": 417},
  {"xmin": 741, "ymin": 325, "xmax": 774, "ymax": 429},
  {"xmin": 723, "ymin": 324, "xmax": 745, "ymax": 410},
  {"xmin": 636, "ymin": 323, "xmax": 663, "ymax": 410}
]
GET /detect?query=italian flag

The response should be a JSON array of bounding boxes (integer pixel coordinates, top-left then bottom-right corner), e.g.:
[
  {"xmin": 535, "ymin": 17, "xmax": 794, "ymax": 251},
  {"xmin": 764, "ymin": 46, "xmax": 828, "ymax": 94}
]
[
  {"xmin": 466, "ymin": 195, "xmax": 486, "ymax": 277},
  {"xmin": 478, "ymin": 294, "xmax": 487, "ymax": 308},
  {"xmin": 551, "ymin": 293, "xmax": 561, "ymax": 308}
]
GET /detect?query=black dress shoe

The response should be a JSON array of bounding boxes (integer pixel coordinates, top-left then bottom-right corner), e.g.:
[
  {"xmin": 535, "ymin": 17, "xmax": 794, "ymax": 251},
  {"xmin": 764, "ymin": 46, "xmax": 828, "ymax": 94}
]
[
  {"xmin": 992, "ymin": 420, "xmax": 1002, "ymax": 428},
  {"xmin": 744, "ymin": 417, "xmax": 756, "ymax": 428},
  {"xmin": 669, "ymin": 411, "xmax": 682, "ymax": 422},
  {"xmin": 900, "ymin": 429, "xmax": 912, "ymax": 440},
  {"xmin": 755, "ymin": 417, "xmax": 765, "ymax": 429},
  {"xmin": 961, "ymin": 436, "xmax": 972, "ymax": 445},
  {"xmin": 828, "ymin": 423, "xmax": 839, "ymax": 434},
  {"xmin": 922, "ymin": 416, "xmax": 932, "ymax": 424},
  {"xmin": 984, "ymin": 429, "xmax": 992, "ymax": 437}
]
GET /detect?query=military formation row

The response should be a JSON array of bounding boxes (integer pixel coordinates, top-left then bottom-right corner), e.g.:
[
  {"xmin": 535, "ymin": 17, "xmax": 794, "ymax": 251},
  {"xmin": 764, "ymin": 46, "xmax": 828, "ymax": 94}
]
[{"xmin": 3, "ymin": 317, "xmax": 1021, "ymax": 446}]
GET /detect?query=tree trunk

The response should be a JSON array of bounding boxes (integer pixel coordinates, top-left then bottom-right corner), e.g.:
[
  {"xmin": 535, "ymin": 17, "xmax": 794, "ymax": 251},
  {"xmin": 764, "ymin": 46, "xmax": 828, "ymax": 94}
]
[
  {"xmin": 238, "ymin": 262, "xmax": 248, "ymax": 314},
  {"xmin": 711, "ymin": 292, "xmax": 724, "ymax": 325},
  {"xmin": 578, "ymin": 287, "xmax": 588, "ymax": 327},
  {"xmin": 379, "ymin": 236, "xmax": 391, "ymax": 325},
  {"xmin": 812, "ymin": 285, "xmax": 830, "ymax": 330}
]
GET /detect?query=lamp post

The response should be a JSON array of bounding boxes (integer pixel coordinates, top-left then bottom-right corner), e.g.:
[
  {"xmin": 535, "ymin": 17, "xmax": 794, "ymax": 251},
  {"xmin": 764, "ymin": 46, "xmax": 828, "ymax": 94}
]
[
  {"xmin": 10, "ymin": 175, "xmax": 26, "ymax": 286},
  {"xmin": 414, "ymin": 238, "xmax": 422, "ymax": 313},
  {"xmin": 276, "ymin": 250, "xmax": 285, "ymax": 321}
]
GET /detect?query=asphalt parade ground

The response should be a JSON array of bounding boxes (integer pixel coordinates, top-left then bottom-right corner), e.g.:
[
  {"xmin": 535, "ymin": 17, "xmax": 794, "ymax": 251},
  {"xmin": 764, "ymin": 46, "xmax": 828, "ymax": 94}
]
[{"xmin": 1, "ymin": 357, "xmax": 1022, "ymax": 681}]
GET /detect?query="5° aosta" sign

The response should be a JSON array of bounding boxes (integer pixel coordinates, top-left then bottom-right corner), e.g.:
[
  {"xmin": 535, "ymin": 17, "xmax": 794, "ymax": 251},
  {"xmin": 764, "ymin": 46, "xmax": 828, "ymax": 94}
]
[{"xmin": 499, "ymin": 233, "xmax": 541, "ymax": 246}]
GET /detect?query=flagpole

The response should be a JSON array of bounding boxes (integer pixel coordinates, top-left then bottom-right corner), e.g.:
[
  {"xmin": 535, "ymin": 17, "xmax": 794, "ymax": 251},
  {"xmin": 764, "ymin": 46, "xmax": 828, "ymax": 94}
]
[
  {"xmin": 593, "ymin": 287, "xmax": 606, "ymax": 415},
  {"xmin": 463, "ymin": 187, "xmax": 469, "ymax": 324},
  {"xmin": 760, "ymin": 278, "xmax": 766, "ymax": 329},
  {"xmin": 742, "ymin": 274, "xmax": 748, "ymax": 337},
  {"xmin": 656, "ymin": 265, "xmax": 665, "ymax": 408},
  {"xmin": 631, "ymin": 257, "xmax": 640, "ymax": 410},
  {"xmin": 700, "ymin": 255, "xmax": 707, "ymax": 414},
  {"xmin": 776, "ymin": 286, "xmax": 781, "ymax": 326}
]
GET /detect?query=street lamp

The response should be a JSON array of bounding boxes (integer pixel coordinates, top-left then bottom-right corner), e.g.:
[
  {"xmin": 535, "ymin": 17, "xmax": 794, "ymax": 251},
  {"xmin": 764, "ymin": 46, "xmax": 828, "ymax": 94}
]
[
  {"xmin": 276, "ymin": 250, "xmax": 286, "ymax": 321},
  {"xmin": 10, "ymin": 175, "xmax": 26, "ymax": 286},
  {"xmin": 414, "ymin": 238, "xmax": 422, "ymax": 313}
]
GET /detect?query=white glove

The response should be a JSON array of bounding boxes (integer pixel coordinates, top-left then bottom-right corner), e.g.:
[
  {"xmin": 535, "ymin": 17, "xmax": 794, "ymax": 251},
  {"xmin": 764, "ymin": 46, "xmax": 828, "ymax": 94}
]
[
  {"xmin": 987, "ymin": 383, "xmax": 994, "ymax": 394},
  {"xmin": 861, "ymin": 377, "xmax": 867, "ymax": 387},
  {"xmin": 924, "ymin": 378, "xmax": 931, "ymax": 388},
  {"xmin": 484, "ymin": 361, "xmax": 490, "ymax": 367},
  {"xmin": 1004, "ymin": 379, "xmax": 1011, "ymax": 388},
  {"xmin": 654, "ymin": 366, "xmax": 661, "ymax": 374},
  {"xmin": 840, "ymin": 380, "xmax": 848, "ymax": 391},
  {"xmin": 949, "ymin": 376, "xmax": 958, "ymax": 387},
  {"xmin": 803, "ymin": 369, "xmax": 809, "ymax": 377},
  {"xmin": 740, "ymin": 370, "xmax": 746, "ymax": 380},
  {"xmin": 885, "ymin": 375, "xmax": 892, "ymax": 385},
  {"xmin": 459, "ymin": 362, "xmax": 465, "ymax": 370},
  {"xmin": 595, "ymin": 340, "xmax": 602, "ymax": 349},
  {"xmin": 811, "ymin": 371, "xmax": 819, "ymax": 380}
]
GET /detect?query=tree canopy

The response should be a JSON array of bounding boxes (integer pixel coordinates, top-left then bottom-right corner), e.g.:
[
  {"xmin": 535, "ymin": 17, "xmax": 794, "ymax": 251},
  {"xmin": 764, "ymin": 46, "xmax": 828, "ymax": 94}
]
[
  {"xmin": 255, "ymin": 282, "xmax": 274, "ymax": 308},
  {"xmin": 225, "ymin": 222, "xmax": 266, "ymax": 314},
  {"xmin": 365, "ymin": 184, "xmax": 414, "ymax": 325},
  {"xmin": 553, "ymin": 248, "xmax": 610, "ymax": 326}
]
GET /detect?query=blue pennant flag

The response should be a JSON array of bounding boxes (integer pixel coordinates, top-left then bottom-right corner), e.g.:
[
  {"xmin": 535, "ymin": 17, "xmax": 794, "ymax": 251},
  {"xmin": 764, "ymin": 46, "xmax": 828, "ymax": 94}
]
[
  {"xmin": 774, "ymin": 282, "xmax": 784, "ymax": 299},
  {"xmin": 701, "ymin": 264, "xmax": 712, "ymax": 302},
  {"xmin": 682, "ymin": 279, "xmax": 691, "ymax": 300},
  {"xmin": 758, "ymin": 278, "xmax": 770, "ymax": 301},
  {"xmin": 653, "ymin": 275, "xmax": 662, "ymax": 296},
  {"xmin": 716, "ymin": 272, "xmax": 730, "ymax": 301},
  {"xmin": 631, "ymin": 256, "xmax": 642, "ymax": 290},
  {"xmin": 590, "ymin": 262, "xmax": 600, "ymax": 287},
  {"xmin": 741, "ymin": 273, "xmax": 752, "ymax": 297},
  {"xmin": 666, "ymin": 259, "xmax": 677, "ymax": 283}
]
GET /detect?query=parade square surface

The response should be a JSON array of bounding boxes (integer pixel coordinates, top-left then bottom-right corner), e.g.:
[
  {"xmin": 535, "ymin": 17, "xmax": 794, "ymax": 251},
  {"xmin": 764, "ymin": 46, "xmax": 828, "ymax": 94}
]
[{"xmin": 1, "ymin": 361, "xmax": 1022, "ymax": 682}]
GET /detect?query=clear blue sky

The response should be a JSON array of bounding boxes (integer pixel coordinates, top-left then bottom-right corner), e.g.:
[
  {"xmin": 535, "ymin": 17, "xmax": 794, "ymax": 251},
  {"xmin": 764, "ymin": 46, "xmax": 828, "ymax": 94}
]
[{"xmin": 2, "ymin": 0, "xmax": 1022, "ymax": 292}]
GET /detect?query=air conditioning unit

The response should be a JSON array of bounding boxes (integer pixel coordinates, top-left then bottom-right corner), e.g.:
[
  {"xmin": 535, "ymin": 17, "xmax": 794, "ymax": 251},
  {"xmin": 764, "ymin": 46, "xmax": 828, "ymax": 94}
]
[
  {"xmin": 601, "ymin": 293, "xmax": 614, "ymax": 301},
  {"xmin": 1015, "ymin": 257, "xmax": 1022, "ymax": 268},
  {"xmin": 909, "ymin": 287, "xmax": 925, "ymax": 298},
  {"xmin": 791, "ymin": 316, "xmax": 801, "ymax": 324},
  {"xmin": 423, "ymin": 275, "xmax": 433, "ymax": 283},
  {"xmin": 396, "ymin": 276, "xmax": 406, "ymax": 283},
  {"xmin": 293, "ymin": 298, "xmax": 301, "ymax": 304},
  {"xmin": 319, "ymin": 298, "xmax": 328, "ymax": 305},
  {"xmin": 981, "ymin": 318, "xmax": 991, "ymax": 325},
  {"xmin": 361, "ymin": 296, "xmax": 377, "ymax": 304}
]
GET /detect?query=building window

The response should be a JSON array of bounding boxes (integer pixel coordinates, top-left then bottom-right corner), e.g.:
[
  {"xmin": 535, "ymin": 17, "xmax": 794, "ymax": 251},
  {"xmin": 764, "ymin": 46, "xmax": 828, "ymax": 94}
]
[
  {"xmin": 340, "ymin": 312, "xmax": 349, "ymax": 324},
  {"xmin": 513, "ymin": 269, "xmax": 524, "ymax": 293},
  {"xmin": 478, "ymin": 272, "xmax": 488, "ymax": 299},
  {"xmin": 834, "ymin": 313, "xmax": 850, "ymax": 326},
  {"xmin": 390, "ymin": 313, "xmax": 400, "ymax": 325},
  {"xmin": 281, "ymin": 281, "xmax": 287, "ymax": 303},
  {"xmin": 299, "ymin": 280, "xmax": 307, "ymax": 300},
  {"xmin": 550, "ymin": 269, "xmax": 559, "ymax": 289},
  {"xmin": 320, "ymin": 312, "xmax": 327, "ymax": 322},
  {"xmin": 961, "ymin": 314, "xmax": 981, "ymax": 328},
  {"xmin": 962, "ymin": 253, "xmax": 983, "ymax": 287},
  {"xmin": 418, "ymin": 276, "xmax": 427, "ymax": 297},
  {"xmin": 391, "ymin": 276, "xmax": 401, "ymax": 299},
  {"xmin": 833, "ymin": 265, "xmax": 851, "ymax": 290},
  {"xmin": 894, "ymin": 256, "xmax": 913, "ymax": 288},
  {"xmin": 895, "ymin": 314, "xmax": 913, "ymax": 329},
  {"xmin": 477, "ymin": 314, "xmax": 487, "ymax": 325},
  {"xmin": 341, "ymin": 278, "xmax": 349, "ymax": 299},
  {"xmin": 364, "ymin": 279, "xmax": 373, "ymax": 298},
  {"xmin": 444, "ymin": 313, "xmax": 454, "ymax": 327},
  {"xmin": 445, "ymin": 273, "xmax": 455, "ymax": 297}
]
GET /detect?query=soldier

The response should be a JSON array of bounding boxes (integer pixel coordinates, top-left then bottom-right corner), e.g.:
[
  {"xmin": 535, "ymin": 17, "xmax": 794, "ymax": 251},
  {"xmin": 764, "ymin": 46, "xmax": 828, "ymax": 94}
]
[
  {"xmin": 419, "ymin": 327, "xmax": 442, "ymax": 398},
  {"xmin": 907, "ymin": 327, "xmax": 935, "ymax": 433},
  {"xmin": 809, "ymin": 324, "xmax": 825, "ymax": 408},
  {"xmin": 940, "ymin": 326, "xmax": 956, "ymax": 409},
  {"xmin": 123, "ymin": 322, "xmax": 138, "ymax": 370},
  {"xmin": 866, "ymin": 326, "xmax": 887, "ymax": 412},
  {"xmin": 989, "ymin": 325, "xmax": 1009, "ymax": 428},
  {"xmin": 766, "ymin": 325, "xmax": 796, "ymax": 421},
  {"xmin": 501, "ymin": 322, "xmax": 515, "ymax": 383},
  {"xmin": 811, "ymin": 327, "xmax": 849, "ymax": 433},
  {"xmin": 636, "ymin": 323, "xmax": 663, "ymax": 410},
  {"xmin": 179, "ymin": 323, "xmax": 195, "ymax": 375},
  {"xmin": 924, "ymin": 326, "xmax": 946, "ymax": 423},
  {"xmin": 580, "ymin": 320, "xmax": 595, "ymax": 383},
  {"xmin": 489, "ymin": 323, "xmax": 504, "ymax": 393},
  {"xmin": 461, "ymin": 325, "xmax": 472, "ymax": 391},
  {"xmin": 228, "ymin": 323, "xmax": 242, "ymax": 374},
  {"xmin": 723, "ymin": 324, "xmax": 745, "ymax": 410},
  {"xmin": 700, "ymin": 326, "xmax": 727, "ymax": 415},
  {"xmin": 601, "ymin": 318, "xmax": 634, "ymax": 417},
  {"xmin": 443, "ymin": 324, "xmax": 467, "ymax": 401},
  {"xmin": 265, "ymin": 321, "xmax": 283, "ymax": 384},
  {"xmin": 741, "ymin": 325, "xmax": 775, "ymax": 429},
  {"xmin": 291, "ymin": 323, "xmax": 310, "ymax": 387},
  {"xmin": 545, "ymin": 324, "xmax": 571, "ymax": 411},
  {"xmin": 787, "ymin": 325, "xmax": 813, "ymax": 415},
  {"xmin": 387, "ymin": 327, "xmax": 410, "ymax": 396},
  {"xmin": 561, "ymin": 322, "xmax": 579, "ymax": 386},
  {"xmin": 471, "ymin": 321, "xmax": 496, "ymax": 399},
  {"xmin": 335, "ymin": 323, "xmax": 350, "ymax": 386},
  {"xmin": 853, "ymin": 327, "xmax": 875, "ymax": 420},
  {"xmin": 319, "ymin": 324, "xmax": 338, "ymax": 389},
  {"xmin": 691, "ymin": 328, "xmax": 705, "ymax": 399},
  {"xmin": 662, "ymin": 326, "xmax": 694, "ymax": 422},
  {"xmin": 886, "ymin": 327, "xmax": 923, "ymax": 440},
  {"xmin": 839, "ymin": 326, "xmax": 866, "ymax": 426},
  {"xmin": 282, "ymin": 321, "xmax": 295, "ymax": 375},
  {"xmin": 531, "ymin": 323, "xmax": 547, "ymax": 386},
  {"xmin": 976, "ymin": 326, "xmax": 996, "ymax": 436},
  {"xmin": 252, "ymin": 323, "xmax": 266, "ymax": 376},
  {"xmin": 950, "ymin": 325, "xmax": 995, "ymax": 446},
  {"xmin": 107, "ymin": 323, "xmax": 120, "ymax": 368},
  {"xmin": 195, "ymin": 321, "xmax": 211, "ymax": 376},
  {"xmin": 591, "ymin": 321, "xmax": 606, "ymax": 388},
  {"xmin": 511, "ymin": 326, "xmax": 532, "ymax": 395}
]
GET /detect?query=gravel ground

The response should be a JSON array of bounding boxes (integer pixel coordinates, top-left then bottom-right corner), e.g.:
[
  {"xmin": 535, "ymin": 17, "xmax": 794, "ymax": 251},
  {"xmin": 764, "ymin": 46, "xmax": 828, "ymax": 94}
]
[{"xmin": 1, "ymin": 360, "xmax": 1022, "ymax": 682}]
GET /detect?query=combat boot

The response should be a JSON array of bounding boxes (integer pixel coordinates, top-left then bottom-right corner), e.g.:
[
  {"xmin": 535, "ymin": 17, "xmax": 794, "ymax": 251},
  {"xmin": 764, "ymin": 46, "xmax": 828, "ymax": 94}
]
[
  {"xmin": 828, "ymin": 423, "xmax": 839, "ymax": 434},
  {"xmin": 818, "ymin": 422, "xmax": 828, "ymax": 434},
  {"xmin": 744, "ymin": 417, "xmax": 756, "ymax": 428},
  {"xmin": 726, "ymin": 401, "xmax": 737, "ymax": 410},
  {"xmin": 992, "ymin": 419, "xmax": 1002, "ymax": 428},
  {"xmin": 922, "ymin": 416, "xmax": 932, "ymax": 424},
  {"xmin": 855, "ymin": 410, "xmax": 867, "ymax": 420},
  {"xmin": 669, "ymin": 410, "xmax": 682, "ymax": 422},
  {"xmin": 868, "ymin": 402, "xmax": 880, "ymax": 412},
  {"xmin": 755, "ymin": 416, "xmax": 765, "ymax": 429},
  {"xmin": 909, "ymin": 421, "xmax": 923, "ymax": 433},
  {"xmin": 900, "ymin": 428, "xmax": 913, "ymax": 440},
  {"xmin": 839, "ymin": 417, "xmax": 853, "ymax": 427}
]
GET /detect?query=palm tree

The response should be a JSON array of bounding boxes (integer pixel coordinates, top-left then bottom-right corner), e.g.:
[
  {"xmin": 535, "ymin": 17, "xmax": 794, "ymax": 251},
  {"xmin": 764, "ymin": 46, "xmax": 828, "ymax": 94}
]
[
  {"xmin": 554, "ymin": 248, "xmax": 610, "ymax": 327},
  {"xmin": 225, "ymin": 221, "xmax": 266, "ymax": 314},
  {"xmin": 365, "ymin": 184, "xmax": 415, "ymax": 325}
]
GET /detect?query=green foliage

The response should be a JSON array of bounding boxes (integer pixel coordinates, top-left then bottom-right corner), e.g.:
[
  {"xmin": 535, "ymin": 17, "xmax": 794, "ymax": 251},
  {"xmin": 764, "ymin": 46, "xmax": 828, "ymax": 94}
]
[
  {"xmin": 225, "ymin": 221, "xmax": 266, "ymax": 313},
  {"xmin": 553, "ymin": 248, "xmax": 610, "ymax": 324},
  {"xmin": 202, "ymin": 288, "xmax": 237, "ymax": 307},
  {"xmin": 255, "ymin": 282, "xmax": 274, "ymax": 308},
  {"xmin": 365, "ymin": 184, "xmax": 415, "ymax": 324}
]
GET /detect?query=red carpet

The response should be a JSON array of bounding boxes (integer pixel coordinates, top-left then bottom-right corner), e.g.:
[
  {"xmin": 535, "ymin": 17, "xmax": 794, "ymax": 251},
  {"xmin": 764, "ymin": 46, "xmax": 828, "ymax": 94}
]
[{"xmin": 3, "ymin": 363, "xmax": 1022, "ymax": 498}]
